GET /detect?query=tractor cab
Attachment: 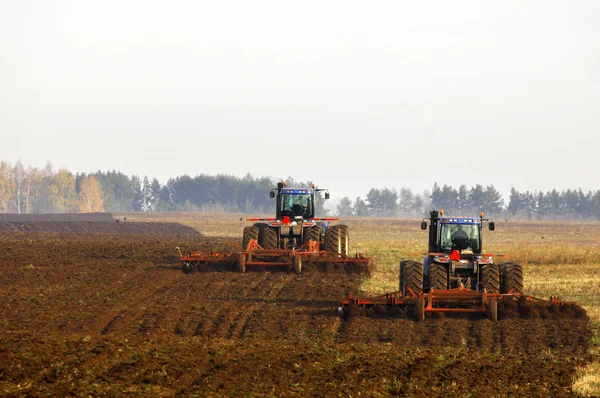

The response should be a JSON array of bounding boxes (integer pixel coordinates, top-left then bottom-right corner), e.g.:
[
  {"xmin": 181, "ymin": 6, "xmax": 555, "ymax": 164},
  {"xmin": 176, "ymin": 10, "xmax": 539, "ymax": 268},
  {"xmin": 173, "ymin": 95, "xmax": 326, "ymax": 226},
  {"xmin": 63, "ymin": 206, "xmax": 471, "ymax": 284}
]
[
  {"xmin": 439, "ymin": 219, "xmax": 481, "ymax": 253},
  {"xmin": 279, "ymin": 189, "xmax": 314, "ymax": 219},
  {"xmin": 421, "ymin": 209, "xmax": 494, "ymax": 257},
  {"xmin": 270, "ymin": 182, "xmax": 329, "ymax": 221}
]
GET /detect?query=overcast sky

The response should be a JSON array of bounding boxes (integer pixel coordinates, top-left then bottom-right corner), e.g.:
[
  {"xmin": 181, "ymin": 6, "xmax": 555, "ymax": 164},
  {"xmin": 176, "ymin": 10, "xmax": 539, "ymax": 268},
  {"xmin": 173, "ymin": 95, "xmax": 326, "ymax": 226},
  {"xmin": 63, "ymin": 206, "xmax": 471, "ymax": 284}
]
[{"xmin": 1, "ymin": 1, "xmax": 598, "ymax": 203}]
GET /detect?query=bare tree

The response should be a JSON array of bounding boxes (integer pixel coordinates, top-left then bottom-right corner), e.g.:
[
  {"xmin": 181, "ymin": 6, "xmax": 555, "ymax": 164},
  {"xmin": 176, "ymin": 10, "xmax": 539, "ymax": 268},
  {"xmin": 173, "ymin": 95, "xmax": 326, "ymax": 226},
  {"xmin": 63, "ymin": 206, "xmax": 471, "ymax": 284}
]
[
  {"xmin": 0, "ymin": 162, "xmax": 14, "ymax": 212},
  {"xmin": 24, "ymin": 165, "xmax": 44, "ymax": 213},
  {"xmin": 13, "ymin": 160, "xmax": 26, "ymax": 214}
]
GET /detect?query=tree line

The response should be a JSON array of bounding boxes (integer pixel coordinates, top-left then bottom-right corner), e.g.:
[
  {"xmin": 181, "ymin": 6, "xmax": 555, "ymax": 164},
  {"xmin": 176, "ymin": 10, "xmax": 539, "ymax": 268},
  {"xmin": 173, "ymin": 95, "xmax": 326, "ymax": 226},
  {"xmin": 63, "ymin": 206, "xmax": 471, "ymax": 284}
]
[
  {"xmin": 1, "ymin": 160, "xmax": 599, "ymax": 220},
  {"xmin": 0, "ymin": 161, "xmax": 327, "ymax": 214}
]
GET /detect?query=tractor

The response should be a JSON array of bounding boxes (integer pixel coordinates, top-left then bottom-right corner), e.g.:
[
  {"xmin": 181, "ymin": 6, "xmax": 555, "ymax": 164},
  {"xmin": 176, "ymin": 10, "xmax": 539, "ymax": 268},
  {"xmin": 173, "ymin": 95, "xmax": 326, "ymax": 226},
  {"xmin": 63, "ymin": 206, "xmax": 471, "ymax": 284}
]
[
  {"xmin": 244, "ymin": 182, "xmax": 349, "ymax": 255},
  {"xmin": 339, "ymin": 211, "xmax": 573, "ymax": 321},
  {"xmin": 399, "ymin": 209, "xmax": 524, "ymax": 296},
  {"xmin": 180, "ymin": 182, "xmax": 370, "ymax": 275}
]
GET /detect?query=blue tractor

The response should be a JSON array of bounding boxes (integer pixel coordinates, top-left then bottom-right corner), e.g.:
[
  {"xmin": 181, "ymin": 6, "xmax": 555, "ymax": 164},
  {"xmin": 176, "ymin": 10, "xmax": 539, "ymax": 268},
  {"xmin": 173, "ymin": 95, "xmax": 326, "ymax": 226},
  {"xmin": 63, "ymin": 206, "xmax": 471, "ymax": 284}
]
[
  {"xmin": 244, "ymin": 182, "xmax": 349, "ymax": 255},
  {"xmin": 399, "ymin": 210, "xmax": 523, "ymax": 296}
]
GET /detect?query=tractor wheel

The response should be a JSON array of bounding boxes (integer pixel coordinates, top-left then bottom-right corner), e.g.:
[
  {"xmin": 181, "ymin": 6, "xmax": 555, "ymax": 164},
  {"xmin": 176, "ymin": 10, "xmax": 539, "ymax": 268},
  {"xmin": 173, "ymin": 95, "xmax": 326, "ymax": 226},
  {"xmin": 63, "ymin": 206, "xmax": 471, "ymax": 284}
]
[
  {"xmin": 316, "ymin": 224, "xmax": 325, "ymax": 250},
  {"xmin": 428, "ymin": 262, "xmax": 448, "ymax": 291},
  {"xmin": 415, "ymin": 296, "xmax": 425, "ymax": 321},
  {"xmin": 498, "ymin": 262, "xmax": 511, "ymax": 291},
  {"xmin": 253, "ymin": 223, "xmax": 266, "ymax": 243},
  {"xmin": 292, "ymin": 255, "xmax": 302, "ymax": 275},
  {"xmin": 399, "ymin": 260, "xmax": 423, "ymax": 296},
  {"xmin": 487, "ymin": 299, "xmax": 498, "ymax": 321},
  {"xmin": 324, "ymin": 225, "xmax": 342, "ymax": 254},
  {"xmin": 261, "ymin": 228, "xmax": 278, "ymax": 250},
  {"xmin": 339, "ymin": 225, "xmax": 349, "ymax": 256},
  {"xmin": 503, "ymin": 263, "xmax": 524, "ymax": 294},
  {"xmin": 303, "ymin": 227, "xmax": 321, "ymax": 246},
  {"xmin": 242, "ymin": 226, "xmax": 259, "ymax": 250},
  {"xmin": 237, "ymin": 254, "xmax": 246, "ymax": 273},
  {"xmin": 480, "ymin": 264, "xmax": 500, "ymax": 293}
]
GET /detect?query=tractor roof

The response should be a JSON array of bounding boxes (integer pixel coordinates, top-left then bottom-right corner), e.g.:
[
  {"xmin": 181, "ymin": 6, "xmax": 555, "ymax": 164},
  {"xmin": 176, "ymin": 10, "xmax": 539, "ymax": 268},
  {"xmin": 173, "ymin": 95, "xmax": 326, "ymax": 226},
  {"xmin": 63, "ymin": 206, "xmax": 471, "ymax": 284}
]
[
  {"xmin": 280, "ymin": 188, "xmax": 314, "ymax": 194},
  {"xmin": 440, "ymin": 217, "xmax": 481, "ymax": 224}
]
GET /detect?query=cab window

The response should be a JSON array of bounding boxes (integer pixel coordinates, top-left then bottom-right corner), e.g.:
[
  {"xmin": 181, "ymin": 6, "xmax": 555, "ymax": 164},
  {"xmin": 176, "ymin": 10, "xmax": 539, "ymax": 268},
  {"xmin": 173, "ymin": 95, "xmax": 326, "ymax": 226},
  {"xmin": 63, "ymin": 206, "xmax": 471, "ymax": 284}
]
[{"xmin": 440, "ymin": 224, "xmax": 480, "ymax": 252}]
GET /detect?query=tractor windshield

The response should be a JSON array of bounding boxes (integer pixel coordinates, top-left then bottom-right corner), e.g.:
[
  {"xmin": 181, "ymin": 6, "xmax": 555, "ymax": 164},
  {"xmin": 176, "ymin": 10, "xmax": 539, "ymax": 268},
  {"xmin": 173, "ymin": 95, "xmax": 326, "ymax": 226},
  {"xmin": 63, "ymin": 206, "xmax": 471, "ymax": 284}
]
[
  {"xmin": 440, "ymin": 223, "xmax": 481, "ymax": 252},
  {"xmin": 280, "ymin": 194, "xmax": 313, "ymax": 218}
]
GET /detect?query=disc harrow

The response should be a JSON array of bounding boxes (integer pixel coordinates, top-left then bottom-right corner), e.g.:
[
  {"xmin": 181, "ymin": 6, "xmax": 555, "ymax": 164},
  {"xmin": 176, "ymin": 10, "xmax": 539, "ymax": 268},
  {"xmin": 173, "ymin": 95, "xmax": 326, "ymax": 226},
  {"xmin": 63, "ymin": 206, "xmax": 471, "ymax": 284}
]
[
  {"xmin": 179, "ymin": 239, "xmax": 372, "ymax": 275},
  {"xmin": 340, "ymin": 286, "xmax": 571, "ymax": 321}
]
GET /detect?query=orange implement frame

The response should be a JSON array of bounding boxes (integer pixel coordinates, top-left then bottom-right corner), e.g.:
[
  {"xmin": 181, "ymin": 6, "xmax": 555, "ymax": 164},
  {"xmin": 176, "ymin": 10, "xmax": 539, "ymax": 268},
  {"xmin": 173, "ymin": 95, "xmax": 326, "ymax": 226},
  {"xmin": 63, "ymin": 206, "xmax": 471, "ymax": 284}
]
[
  {"xmin": 180, "ymin": 239, "xmax": 372, "ymax": 274},
  {"xmin": 341, "ymin": 286, "xmax": 567, "ymax": 321}
]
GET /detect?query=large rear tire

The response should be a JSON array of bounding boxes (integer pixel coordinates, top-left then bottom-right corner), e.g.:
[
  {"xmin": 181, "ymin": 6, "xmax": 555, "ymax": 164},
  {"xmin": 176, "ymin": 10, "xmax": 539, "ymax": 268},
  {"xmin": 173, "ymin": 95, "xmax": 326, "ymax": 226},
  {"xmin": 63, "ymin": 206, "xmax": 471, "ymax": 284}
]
[
  {"xmin": 242, "ymin": 226, "xmax": 259, "ymax": 250},
  {"xmin": 324, "ymin": 225, "xmax": 342, "ymax": 254},
  {"xmin": 480, "ymin": 264, "xmax": 500, "ymax": 293},
  {"xmin": 428, "ymin": 262, "xmax": 448, "ymax": 291},
  {"xmin": 503, "ymin": 263, "xmax": 524, "ymax": 294},
  {"xmin": 339, "ymin": 225, "xmax": 349, "ymax": 256},
  {"xmin": 399, "ymin": 260, "xmax": 423, "ymax": 296},
  {"xmin": 261, "ymin": 228, "xmax": 278, "ymax": 250}
]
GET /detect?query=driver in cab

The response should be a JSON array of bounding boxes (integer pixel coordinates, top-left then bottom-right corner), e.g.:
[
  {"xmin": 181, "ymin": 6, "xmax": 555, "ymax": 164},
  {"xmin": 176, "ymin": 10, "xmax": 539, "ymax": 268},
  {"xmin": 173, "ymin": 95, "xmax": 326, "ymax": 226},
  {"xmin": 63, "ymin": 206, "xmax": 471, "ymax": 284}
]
[
  {"xmin": 287, "ymin": 196, "xmax": 306, "ymax": 217},
  {"xmin": 452, "ymin": 225, "xmax": 470, "ymax": 250}
]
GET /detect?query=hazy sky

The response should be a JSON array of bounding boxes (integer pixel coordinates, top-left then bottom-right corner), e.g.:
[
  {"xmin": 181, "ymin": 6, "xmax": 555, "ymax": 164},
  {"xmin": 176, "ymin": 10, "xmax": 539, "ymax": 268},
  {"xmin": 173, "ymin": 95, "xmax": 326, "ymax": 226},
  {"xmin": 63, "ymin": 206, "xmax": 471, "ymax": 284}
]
[{"xmin": 2, "ymin": 1, "xmax": 599, "ymax": 203}]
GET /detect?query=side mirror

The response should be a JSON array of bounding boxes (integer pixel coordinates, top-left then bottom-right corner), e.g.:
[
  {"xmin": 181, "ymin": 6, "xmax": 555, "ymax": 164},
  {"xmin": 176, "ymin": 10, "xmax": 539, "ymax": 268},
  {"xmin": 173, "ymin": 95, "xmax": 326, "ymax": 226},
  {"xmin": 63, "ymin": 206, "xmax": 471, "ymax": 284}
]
[
  {"xmin": 489, "ymin": 222, "xmax": 495, "ymax": 231},
  {"xmin": 421, "ymin": 221, "xmax": 427, "ymax": 230},
  {"xmin": 269, "ymin": 191, "xmax": 275, "ymax": 198},
  {"xmin": 325, "ymin": 192, "xmax": 330, "ymax": 199}
]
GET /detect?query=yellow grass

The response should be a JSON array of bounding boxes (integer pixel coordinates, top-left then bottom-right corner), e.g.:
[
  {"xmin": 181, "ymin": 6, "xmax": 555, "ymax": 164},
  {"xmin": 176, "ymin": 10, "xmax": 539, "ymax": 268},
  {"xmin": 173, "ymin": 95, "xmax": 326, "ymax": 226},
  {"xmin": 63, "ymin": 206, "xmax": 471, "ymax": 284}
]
[
  {"xmin": 119, "ymin": 212, "xmax": 600, "ymax": 396},
  {"xmin": 573, "ymin": 361, "xmax": 600, "ymax": 397}
]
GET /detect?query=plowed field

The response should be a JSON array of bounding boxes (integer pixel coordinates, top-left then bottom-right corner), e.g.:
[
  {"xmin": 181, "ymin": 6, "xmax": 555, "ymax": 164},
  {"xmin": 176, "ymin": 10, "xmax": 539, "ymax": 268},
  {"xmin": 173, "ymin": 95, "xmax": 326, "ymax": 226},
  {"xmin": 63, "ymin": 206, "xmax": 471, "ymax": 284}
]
[
  {"xmin": 0, "ymin": 230, "xmax": 592, "ymax": 397},
  {"xmin": 0, "ymin": 221, "xmax": 201, "ymax": 236}
]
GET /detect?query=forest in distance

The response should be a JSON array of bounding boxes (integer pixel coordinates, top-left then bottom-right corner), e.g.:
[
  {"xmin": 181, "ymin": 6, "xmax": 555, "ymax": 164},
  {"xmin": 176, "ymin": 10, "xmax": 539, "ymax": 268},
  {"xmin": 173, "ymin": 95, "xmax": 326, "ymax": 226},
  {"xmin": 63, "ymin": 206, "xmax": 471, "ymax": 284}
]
[{"xmin": 1, "ymin": 160, "xmax": 599, "ymax": 220}]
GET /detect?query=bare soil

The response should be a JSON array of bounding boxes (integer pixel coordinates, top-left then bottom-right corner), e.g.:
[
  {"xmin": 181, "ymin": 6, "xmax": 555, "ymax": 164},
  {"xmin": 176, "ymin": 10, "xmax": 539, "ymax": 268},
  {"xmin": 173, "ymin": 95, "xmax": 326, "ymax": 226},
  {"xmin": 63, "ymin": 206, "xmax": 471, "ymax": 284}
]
[
  {"xmin": 0, "ymin": 231, "xmax": 592, "ymax": 397},
  {"xmin": 0, "ymin": 213, "xmax": 114, "ymax": 222},
  {"xmin": 0, "ymin": 221, "xmax": 201, "ymax": 236}
]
